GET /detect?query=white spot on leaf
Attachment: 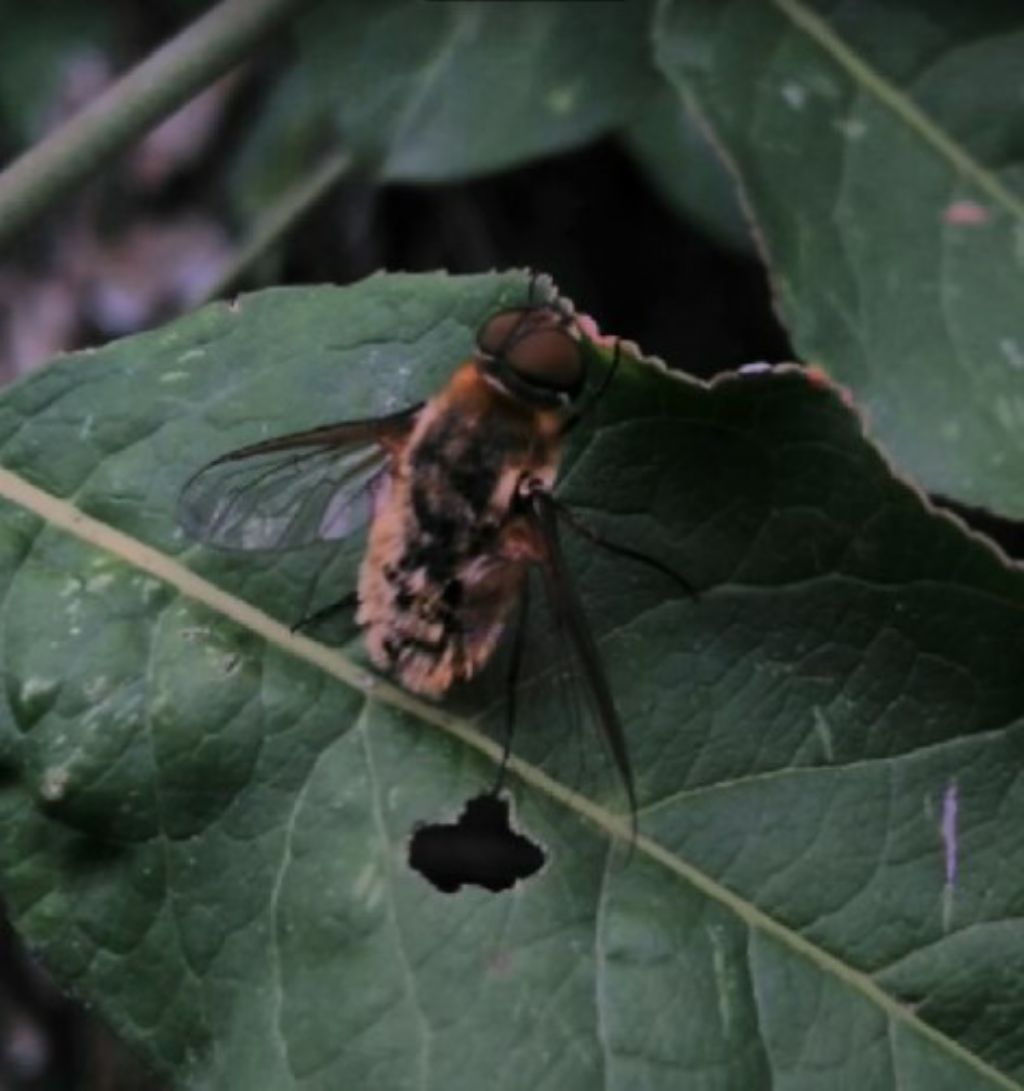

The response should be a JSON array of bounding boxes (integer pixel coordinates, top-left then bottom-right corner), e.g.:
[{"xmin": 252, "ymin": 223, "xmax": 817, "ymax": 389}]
[
  {"xmin": 780, "ymin": 82, "xmax": 807, "ymax": 110},
  {"xmin": 59, "ymin": 577, "xmax": 82, "ymax": 599},
  {"xmin": 353, "ymin": 861, "xmax": 383, "ymax": 909},
  {"xmin": 812, "ymin": 707, "xmax": 834, "ymax": 762},
  {"xmin": 706, "ymin": 925, "xmax": 734, "ymax": 1033},
  {"xmin": 834, "ymin": 117, "xmax": 867, "ymax": 140},
  {"xmin": 40, "ymin": 766, "xmax": 71, "ymax": 802},
  {"xmin": 999, "ymin": 338, "xmax": 1024, "ymax": 371},
  {"xmin": 138, "ymin": 577, "xmax": 163, "ymax": 603},
  {"xmin": 20, "ymin": 676, "xmax": 58, "ymax": 706},
  {"xmin": 85, "ymin": 572, "xmax": 115, "ymax": 594},
  {"xmin": 546, "ymin": 83, "xmax": 579, "ymax": 116},
  {"xmin": 993, "ymin": 394, "xmax": 1024, "ymax": 430},
  {"xmin": 83, "ymin": 676, "xmax": 109, "ymax": 702}
]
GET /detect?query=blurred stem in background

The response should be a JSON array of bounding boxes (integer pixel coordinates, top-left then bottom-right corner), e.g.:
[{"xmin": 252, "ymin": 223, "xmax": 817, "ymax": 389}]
[
  {"xmin": 0, "ymin": 0, "xmax": 314, "ymax": 250},
  {"xmin": 199, "ymin": 147, "xmax": 352, "ymax": 304}
]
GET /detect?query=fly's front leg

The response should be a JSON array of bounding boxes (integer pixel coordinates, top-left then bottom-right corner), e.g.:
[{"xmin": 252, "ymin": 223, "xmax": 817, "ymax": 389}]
[
  {"xmin": 559, "ymin": 338, "xmax": 622, "ymax": 437},
  {"xmin": 547, "ymin": 496, "xmax": 697, "ymax": 598}
]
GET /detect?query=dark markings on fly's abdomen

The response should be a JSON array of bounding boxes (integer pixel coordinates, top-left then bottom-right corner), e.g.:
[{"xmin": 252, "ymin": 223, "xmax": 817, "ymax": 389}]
[
  {"xmin": 382, "ymin": 407, "xmax": 524, "ymax": 678},
  {"xmin": 384, "ymin": 631, "xmax": 447, "ymax": 657},
  {"xmin": 382, "ymin": 612, "xmax": 464, "ymax": 669},
  {"xmin": 402, "ymin": 531, "xmax": 455, "ymax": 584}
]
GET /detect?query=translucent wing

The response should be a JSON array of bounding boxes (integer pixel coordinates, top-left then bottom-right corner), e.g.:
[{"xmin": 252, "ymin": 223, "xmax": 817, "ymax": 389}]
[
  {"xmin": 178, "ymin": 406, "xmax": 421, "ymax": 551},
  {"xmin": 526, "ymin": 490, "xmax": 638, "ymax": 825}
]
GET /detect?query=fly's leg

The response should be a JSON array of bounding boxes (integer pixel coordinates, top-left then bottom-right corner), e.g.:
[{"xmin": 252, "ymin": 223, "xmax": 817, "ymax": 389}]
[
  {"xmin": 491, "ymin": 578, "xmax": 531, "ymax": 797},
  {"xmin": 290, "ymin": 590, "xmax": 360, "ymax": 634},
  {"xmin": 525, "ymin": 486, "xmax": 639, "ymax": 842},
  {"xmin": 559, "ymin": 338, "xmax": 622, "ymax": 437},
  {"xmin": 548, "ymin": 495, "xmax": 697, "ymax": 598}
]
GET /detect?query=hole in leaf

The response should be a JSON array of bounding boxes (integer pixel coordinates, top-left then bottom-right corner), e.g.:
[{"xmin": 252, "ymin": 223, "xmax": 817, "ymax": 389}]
[{"xmin": 408, "ymin": 792, "xmax": 544, "ymax": 893}]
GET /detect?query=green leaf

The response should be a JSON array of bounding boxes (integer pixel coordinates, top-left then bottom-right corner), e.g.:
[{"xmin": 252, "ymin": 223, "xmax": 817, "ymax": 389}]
[
  {"xmin": 227, "ymin": 63, "xmax": 336, "ymax": 223},
  {"xmin": 0, "ymin": 273, "xmax": 1023, "ymax": 1089},
  {"xmin": 238, "ymin": 0, "xmax": 661, "ymax": 194},
  {"xmin": 654, "ymin": 0, "xmax": 1024, "ymax": 517}
]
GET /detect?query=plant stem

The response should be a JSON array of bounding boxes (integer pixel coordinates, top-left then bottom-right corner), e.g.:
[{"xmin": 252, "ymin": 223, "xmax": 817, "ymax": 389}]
[
  {"xmin": 0, "ymin": 0, "xmax": 316, "ymax": 251},
  {"xmin": 199, "ymin": 148, "xmax": 353, "ymax": 305}
]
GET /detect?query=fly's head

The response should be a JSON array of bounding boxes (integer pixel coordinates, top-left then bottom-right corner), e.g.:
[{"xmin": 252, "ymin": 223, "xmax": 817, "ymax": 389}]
[{"xmin": 475, "ymin": 302, "xmax": 586, "ymax": 413}]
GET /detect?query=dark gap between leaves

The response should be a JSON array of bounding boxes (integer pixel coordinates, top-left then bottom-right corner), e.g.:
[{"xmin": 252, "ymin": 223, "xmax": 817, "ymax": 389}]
[{"xmin": 931, "ymin": 494, "xmax": 1024, "ymax": 560}]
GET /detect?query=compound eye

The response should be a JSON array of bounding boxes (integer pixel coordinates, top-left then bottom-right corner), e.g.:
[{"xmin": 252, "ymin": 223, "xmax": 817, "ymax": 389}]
[
  {"xmin": 505, "ymin": 327, "xmax": 583, "ymax": 392},
  {"xmin": 477, "ymin": 309, "xmax": 527, "ymax": 357},
  {"xmin": 477, "ymin": 306, "xmax": 584, "ymax": 394}
]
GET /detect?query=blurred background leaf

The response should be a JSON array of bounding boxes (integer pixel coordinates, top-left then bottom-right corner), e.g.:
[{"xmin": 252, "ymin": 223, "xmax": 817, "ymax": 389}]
[
  {"xmin": 230, "ymin": 0, "xmax": 664, "ymax": 214},
  {"xmin": 301, "ymin": 0, "xmax": 661, "ymax": 182},
  {"xmin": 655, "ymin": 0, "xmax": 1024, "ymax": 518}
]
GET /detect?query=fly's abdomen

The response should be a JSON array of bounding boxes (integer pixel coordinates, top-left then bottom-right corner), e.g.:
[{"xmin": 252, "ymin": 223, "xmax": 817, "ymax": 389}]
[{"xmin": 357, "ymin": 520, "xmax": 519, "ymax": 698}]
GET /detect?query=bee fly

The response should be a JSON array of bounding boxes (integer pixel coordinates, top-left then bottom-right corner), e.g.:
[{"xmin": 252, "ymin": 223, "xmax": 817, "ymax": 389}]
[{"xmin": 179, "ymin": 282, "xmax": 691, "ymax": 826}]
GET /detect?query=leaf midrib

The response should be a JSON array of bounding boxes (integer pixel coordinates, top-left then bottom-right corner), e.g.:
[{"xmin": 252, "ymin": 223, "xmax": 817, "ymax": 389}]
[{"xmin": 0, "ymin": 464, "xmax": 1016, "ymax": 1090}]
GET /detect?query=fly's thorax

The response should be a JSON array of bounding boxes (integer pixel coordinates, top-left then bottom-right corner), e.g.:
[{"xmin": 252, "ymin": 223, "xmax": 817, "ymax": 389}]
[{"xmin": 415, "ymin": 369, "xmax": 563, "ymax": 511}]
